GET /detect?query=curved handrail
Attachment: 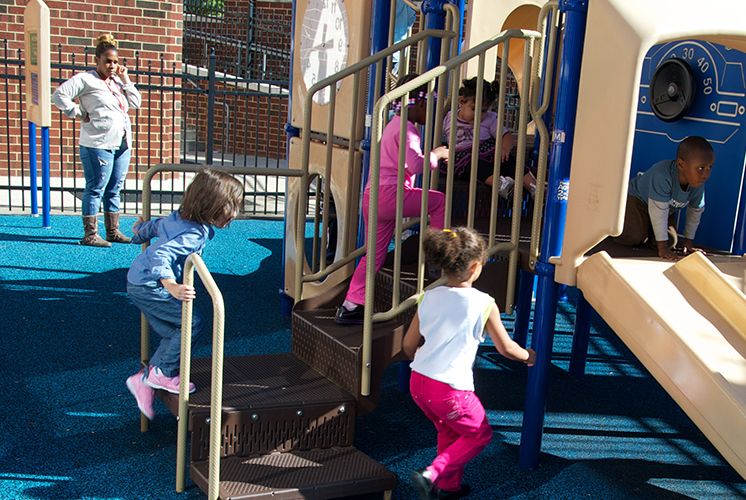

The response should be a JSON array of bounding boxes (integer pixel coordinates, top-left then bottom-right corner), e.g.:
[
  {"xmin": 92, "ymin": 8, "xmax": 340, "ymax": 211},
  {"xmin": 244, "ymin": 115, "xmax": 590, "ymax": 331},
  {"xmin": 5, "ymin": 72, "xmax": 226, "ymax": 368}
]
[
  {"xmin": 295, "ymin": 28, "xmax": 459, "ymax": 302},
  {"xmin": 174, "ymin": 253, "xmax": 225, "ymax": 500},
  {"xmin": 527, "ymin": 1, "xmax": 561, "ymax": 271}
]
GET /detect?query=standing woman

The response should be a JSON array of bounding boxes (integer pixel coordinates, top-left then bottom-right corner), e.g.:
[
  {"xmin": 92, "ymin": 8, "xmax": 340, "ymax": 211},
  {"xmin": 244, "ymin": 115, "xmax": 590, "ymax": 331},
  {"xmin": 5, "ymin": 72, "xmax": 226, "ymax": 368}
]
[{"xmin": 52, "ymin": 34, "xmax": 141, "ymax": 247}]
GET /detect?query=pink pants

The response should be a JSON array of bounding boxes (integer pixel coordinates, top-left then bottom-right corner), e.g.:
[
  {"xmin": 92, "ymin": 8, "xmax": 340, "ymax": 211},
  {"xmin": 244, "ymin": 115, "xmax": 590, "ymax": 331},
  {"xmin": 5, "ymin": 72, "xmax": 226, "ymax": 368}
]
[
  {"xmin": 410, "ymin": 370, "xmax": 492, "ymax": 491},
  {"xmin": 345, "ymin": 184, "xmax": 445, "ymax": 305}
]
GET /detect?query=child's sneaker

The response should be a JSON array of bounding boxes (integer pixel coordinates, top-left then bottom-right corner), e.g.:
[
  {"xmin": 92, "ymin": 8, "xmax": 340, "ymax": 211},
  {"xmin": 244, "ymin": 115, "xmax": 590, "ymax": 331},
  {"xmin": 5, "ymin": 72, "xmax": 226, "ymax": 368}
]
[
  {"xmin": 126, "ymin": 369, "xmax": 155, "ymax": 420},
  {"xmin": 145, "ymin": 366, "xmax": 196, "ymax": 394},
  {"xmin": 497, "ymin": 176, "xmax": 515, "ymax": 200}
]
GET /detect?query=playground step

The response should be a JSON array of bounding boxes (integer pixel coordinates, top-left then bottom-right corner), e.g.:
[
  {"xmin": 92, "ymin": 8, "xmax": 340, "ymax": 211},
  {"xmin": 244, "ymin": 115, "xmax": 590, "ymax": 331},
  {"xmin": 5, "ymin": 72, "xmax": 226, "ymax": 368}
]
[
  {"xmin": 291, "ymin": 306, "xmax": 410, "ymax": 417},
  {"xmin": 155, "ymin": 353, "xmax": 356, "ymax": 462},
  {"xmin": 190, "ymin": 447, "xmax": 397, "ymax": 500}
]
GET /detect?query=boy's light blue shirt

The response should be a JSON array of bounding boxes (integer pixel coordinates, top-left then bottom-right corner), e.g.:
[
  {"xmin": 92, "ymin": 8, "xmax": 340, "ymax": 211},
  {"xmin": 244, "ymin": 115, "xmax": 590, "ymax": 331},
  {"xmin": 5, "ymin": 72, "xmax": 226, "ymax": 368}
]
[
  {"xmin": 127, "ymin": 211, "xmax": 215, "ymax": 287},
  {"xmin": 628, "ymin": 159, "xmax": 705, "ymax": 211}
]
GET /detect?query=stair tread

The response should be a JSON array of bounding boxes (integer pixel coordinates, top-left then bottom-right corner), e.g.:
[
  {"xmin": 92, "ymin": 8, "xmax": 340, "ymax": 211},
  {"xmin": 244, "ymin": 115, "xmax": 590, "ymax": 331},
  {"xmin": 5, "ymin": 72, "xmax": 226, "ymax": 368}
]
[
  {"xmin": 190, "ymin": 447, "xmax": 397, "ymax": 500},
  {"xmin": 157, "ymin": 353, "xmax": 354, "ymax": 413},
  {"xmin": 292, "ymin": 308, "xmax": 408, "ymax": 351}
]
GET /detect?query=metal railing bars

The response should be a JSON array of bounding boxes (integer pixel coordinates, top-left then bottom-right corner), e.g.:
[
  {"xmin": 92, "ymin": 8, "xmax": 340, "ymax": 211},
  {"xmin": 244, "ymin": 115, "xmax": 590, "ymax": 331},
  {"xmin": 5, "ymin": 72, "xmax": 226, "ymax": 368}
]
[
  {"xmin": 294, "ymin": 29, "xmax": 459, "ymax": 302},
  {"xmin": 362, "ymin": 28, "xmax": 542, "ymax": 396}
]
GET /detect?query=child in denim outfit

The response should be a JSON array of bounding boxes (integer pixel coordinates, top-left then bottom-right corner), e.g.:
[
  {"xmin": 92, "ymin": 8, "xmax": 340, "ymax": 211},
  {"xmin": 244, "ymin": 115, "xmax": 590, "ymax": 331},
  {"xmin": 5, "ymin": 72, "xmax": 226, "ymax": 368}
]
[{"xmin": 125, "ymin": 169, "xmax": 244, "ymax": 419}]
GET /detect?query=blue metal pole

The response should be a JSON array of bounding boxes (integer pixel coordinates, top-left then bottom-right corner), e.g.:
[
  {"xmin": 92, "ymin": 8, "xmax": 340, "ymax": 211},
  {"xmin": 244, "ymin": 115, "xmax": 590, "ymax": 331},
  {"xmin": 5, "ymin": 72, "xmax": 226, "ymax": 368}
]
[
  {"xmin": 41, "ymin": 126, "xmax": 50, "ymax": 228},
  {"xmin": 568, "ymin": 290, "xmax": 592, "ymax": 379},
  {"xmin": 518, "ymin": 0, "xmax": 588, "ymax": 469},
  {"xmin": 422, "ymin": 0, "xmax": 447, "ymax": 72},
  {"xmin": 28, "ymin": 122, "xmax": 38, "ymax": 217}
]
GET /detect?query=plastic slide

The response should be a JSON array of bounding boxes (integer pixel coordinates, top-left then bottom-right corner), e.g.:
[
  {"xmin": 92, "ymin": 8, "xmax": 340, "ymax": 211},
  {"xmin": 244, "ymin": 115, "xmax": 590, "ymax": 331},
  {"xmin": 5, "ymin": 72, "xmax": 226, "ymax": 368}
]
[{"xmin": 577, "ymin": 251, "xmax": 746, "ymax": 479}]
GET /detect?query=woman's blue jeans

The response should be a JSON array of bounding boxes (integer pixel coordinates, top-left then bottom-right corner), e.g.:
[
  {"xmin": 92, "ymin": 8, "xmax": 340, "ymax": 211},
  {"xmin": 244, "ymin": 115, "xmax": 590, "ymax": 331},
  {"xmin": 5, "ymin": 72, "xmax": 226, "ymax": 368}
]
[
  {"xmin": 79, "ymin": 138, "xmax": 131, "ymax": 216},
  {"xmin": 127, "ymin": 282, "xmax": 206, "ymax": 377}
]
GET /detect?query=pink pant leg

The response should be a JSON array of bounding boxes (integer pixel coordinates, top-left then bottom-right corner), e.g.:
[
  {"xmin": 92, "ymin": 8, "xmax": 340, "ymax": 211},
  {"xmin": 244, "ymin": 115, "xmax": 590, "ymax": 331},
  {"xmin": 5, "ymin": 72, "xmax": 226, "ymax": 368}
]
[
  {"xmin": 409, "ymin": 371, "xmax": 493, "ymax": 491},
  {"xmin": 345, "ymin": 188, "xmax": 397, "ymax": 306},
  {"xmin": 345, "ymin": 185, "xmax": 446, "ymax": 305}
]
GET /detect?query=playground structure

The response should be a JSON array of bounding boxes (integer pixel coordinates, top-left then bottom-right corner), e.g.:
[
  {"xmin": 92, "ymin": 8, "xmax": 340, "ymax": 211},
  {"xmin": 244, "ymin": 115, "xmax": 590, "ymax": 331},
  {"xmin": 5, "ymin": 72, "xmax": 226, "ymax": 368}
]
[{"xmin": 127, "ymin": 0, "xmax": 746, "ymax": 498}]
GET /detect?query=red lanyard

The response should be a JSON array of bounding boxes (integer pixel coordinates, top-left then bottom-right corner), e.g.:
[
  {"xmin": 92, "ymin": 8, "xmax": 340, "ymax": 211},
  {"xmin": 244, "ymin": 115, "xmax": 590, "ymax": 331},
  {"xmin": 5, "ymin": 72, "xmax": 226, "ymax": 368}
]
[{"xmin": 105, "ymin": 79, "xmax": 127, "ymax": 114}]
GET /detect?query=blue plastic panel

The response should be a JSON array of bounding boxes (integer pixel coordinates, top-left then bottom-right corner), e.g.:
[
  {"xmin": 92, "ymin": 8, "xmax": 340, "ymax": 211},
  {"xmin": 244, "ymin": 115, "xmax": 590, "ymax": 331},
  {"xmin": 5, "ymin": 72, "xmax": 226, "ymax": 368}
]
[{"xmin": 630, "ymin": 40, "xmax": 746, "ymax": 253}]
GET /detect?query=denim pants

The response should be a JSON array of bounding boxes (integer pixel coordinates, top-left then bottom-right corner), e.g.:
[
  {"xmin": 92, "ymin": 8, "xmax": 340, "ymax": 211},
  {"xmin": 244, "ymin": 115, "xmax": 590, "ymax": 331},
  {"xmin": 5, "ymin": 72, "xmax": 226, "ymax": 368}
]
[
  {"xmin": 410, "ymin": 370, "xmax": 493, "ymax": 491},
  {"xmin": 127, "ymin": 282, "xmax": 206, "ymax": 377},
  {"xmin": 79, "ymin": 137, "xmax": 131, "ymax": 216}
]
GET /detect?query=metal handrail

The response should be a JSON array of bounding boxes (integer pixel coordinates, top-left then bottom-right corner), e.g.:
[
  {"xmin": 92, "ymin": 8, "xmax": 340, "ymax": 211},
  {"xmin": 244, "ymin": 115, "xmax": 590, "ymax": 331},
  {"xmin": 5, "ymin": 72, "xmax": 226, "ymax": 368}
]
[
  {"xmin": 173, "ymin": 253, "xmax": 224, "ymax": 500},
  {"xmin": 295, "ymin": 28, "xmax": 459, "ymax": 301},
  {"xmin": 528, "ymin": 1, "xmax": 561, "ymax": 270},
  {"xmin": 360, "ymin": 28, "xmax": 543, "ymax": 396}
]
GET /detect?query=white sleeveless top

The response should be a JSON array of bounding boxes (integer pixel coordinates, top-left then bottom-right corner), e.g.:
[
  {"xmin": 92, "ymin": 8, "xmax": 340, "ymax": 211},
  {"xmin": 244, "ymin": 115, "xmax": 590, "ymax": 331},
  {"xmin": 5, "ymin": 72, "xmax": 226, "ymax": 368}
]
[{"xmin": 410, "ymin": 286, "xmax": 494, "ymax": 391}]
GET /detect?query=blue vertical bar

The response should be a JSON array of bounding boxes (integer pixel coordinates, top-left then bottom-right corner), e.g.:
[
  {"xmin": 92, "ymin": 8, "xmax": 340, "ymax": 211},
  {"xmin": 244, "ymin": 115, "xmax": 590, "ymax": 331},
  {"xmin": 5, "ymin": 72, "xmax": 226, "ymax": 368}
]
[
  {"xmin": 519, "ymin": 0, "xmax": 588, "ymax": 469},
  {"xmin": 41, "ymin": 127, "xmax": 51, "ymax": 228},
  {"xmin": 28, "ymin": 122, "xmax": 38, "ymax": 216},
  {"xmin": 569, "ymin": 290, "xmax": 592, "ymax": 379},
  {"xmin": 422, "ymin": 0, "xmax": 447, "ymax": 71}
]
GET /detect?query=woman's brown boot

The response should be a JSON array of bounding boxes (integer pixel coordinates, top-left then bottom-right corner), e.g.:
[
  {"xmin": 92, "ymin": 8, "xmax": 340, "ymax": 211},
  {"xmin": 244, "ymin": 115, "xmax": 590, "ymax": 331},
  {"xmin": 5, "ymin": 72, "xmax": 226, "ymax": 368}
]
[
  {"xmin": 104, "ymin": 212, "xmax": 132, "ymax": 243},
  {"xmin": 81, "ymin": 216, "xmax": 111, "ymax": 247}
]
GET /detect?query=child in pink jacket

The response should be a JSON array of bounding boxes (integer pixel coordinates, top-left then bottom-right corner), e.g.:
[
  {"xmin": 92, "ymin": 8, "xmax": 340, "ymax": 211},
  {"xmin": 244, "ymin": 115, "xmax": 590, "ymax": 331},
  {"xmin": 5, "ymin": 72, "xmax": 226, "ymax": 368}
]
[{"xmin": 335, "ymin": 74, "xmax": 449, "ymax": 324}]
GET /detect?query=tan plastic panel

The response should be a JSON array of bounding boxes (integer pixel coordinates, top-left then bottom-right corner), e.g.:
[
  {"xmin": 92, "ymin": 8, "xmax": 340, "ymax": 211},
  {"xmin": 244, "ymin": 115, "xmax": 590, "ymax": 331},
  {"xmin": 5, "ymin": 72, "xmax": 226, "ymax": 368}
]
[
  {"xmin": 553, "ymin": 0, "xmax": 746, "ymax": 285},
  {"xmin": 577, "ymin": 252, "xmax": 746, "ymax": 479},
  {"xmin": 672, "ymin": 252, "xmax": 746, "ymax": 344},
  {"xmin": 464, "ymin": 0, "xmax": 542, "ymax": 91},
  {"xmin": 284, "ymin": 137, "xmax": 361, "ymax": 300},
  {"xmin": 290, "ymin": 0, "xmax": 371, "ymax": 141}
]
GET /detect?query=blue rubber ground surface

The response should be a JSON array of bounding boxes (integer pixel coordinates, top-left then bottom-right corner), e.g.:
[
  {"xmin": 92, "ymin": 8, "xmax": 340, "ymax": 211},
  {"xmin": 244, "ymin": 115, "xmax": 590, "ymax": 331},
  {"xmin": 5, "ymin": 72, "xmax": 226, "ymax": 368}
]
[{"xmin": 0, "ymin": 214, "xmax": 744, "ymax": 500}]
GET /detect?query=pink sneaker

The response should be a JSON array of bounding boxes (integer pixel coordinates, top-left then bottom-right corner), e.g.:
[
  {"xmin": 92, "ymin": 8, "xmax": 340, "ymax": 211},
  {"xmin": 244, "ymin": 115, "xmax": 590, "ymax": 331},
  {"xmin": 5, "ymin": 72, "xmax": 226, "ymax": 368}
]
[
  {"xmin": 145, "ymin": 366, "xmax": 196, "ymax": 394},
  {"xmin": 126, "ymin": 370, "xmax": 155, "ymax": 420}
]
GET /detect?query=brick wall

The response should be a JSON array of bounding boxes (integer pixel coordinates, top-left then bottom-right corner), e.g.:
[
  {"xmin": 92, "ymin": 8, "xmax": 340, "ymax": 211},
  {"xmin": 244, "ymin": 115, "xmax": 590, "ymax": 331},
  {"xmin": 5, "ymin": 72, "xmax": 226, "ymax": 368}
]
[{"xmin": 0, "ymin": 0, "xmax": 183, "ymax": 179}]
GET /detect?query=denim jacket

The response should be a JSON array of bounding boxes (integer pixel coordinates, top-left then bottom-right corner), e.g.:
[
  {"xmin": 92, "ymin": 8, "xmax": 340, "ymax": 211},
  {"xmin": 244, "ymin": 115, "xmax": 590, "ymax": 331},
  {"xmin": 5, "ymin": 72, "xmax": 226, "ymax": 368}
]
[{"xmin": 127, "ymin": 211, "xmax": 215, "ymax": 287}]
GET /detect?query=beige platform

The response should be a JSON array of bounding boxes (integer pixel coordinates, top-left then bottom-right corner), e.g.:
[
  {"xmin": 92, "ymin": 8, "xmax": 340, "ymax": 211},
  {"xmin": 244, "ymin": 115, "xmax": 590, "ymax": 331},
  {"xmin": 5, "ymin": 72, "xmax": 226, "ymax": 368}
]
[{"xmin": 577, "ymin": 251, "xmax": 746, "ymax": 479}]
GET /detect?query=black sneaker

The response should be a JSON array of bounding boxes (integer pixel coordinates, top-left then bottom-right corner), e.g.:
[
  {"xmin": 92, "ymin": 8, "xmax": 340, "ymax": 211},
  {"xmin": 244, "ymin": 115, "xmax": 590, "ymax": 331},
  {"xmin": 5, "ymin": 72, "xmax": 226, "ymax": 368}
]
[
  {"xmin": 334, "ymin": 304, "xmax": 364, "ymax": 325},
  {"xmin": 411, "ymin": 468, "xmax": 439, "ymax": 500},
  {"xmin": 438, "ymin": 483, "xmax": 471, "ymax": 500}
]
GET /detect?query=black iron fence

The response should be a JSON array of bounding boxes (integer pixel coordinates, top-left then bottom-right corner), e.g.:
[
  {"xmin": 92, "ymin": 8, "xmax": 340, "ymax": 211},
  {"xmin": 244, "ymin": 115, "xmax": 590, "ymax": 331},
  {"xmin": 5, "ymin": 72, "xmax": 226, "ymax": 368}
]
[
  {"xmin": 183, "ymin": 0, "xmax": 291, "ymax": 81},
  {"xmin": 0, "ymin": 40, "xmax": 290, "ymax": 217}
]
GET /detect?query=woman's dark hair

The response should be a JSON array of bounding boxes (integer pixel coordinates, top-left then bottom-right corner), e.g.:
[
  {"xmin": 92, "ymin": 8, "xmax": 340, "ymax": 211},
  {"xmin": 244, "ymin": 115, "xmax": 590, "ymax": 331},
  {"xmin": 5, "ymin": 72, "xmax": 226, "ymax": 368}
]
[
  {"xmin": 423, "ymin": 226, "xmax": 488, "ymax": 281},
  {"xmin": 179, "ymin": 169, "xmax": 245, "ymax": 226},
  {"xmin": 459, "ymin": 77, "xmax": 499, "ymax": 106},
  {"xmin": 95, "ymin": 34, "xmax": 117, "ymax": 58}
]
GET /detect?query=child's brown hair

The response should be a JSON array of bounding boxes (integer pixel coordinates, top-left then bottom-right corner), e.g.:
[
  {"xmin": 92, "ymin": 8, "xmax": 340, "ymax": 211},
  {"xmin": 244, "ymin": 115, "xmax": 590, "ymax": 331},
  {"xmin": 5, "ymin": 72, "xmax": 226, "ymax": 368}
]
[
  {"xmin": 423, "ymin": 226, "xmax": 488, "ymax": 281},
  {"xmin": 179, "ymin": 169, "xmax": 244, "ymax": 226}
]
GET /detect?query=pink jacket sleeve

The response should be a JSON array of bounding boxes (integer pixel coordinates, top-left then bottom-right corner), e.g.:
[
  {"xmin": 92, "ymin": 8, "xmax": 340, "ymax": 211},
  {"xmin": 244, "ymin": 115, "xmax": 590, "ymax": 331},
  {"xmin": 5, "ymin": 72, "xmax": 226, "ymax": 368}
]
[{"xmin": 404, "ymin": 121, "xmax": 438, "ymax": 177}]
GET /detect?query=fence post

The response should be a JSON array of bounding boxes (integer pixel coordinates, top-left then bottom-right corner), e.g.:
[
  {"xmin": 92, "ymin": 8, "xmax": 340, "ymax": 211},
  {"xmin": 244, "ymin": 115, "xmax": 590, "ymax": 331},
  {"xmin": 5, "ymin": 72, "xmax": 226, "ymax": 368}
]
[{"xmin": 206, "ymin": 51, "xmax": 216, "ymax": 165}]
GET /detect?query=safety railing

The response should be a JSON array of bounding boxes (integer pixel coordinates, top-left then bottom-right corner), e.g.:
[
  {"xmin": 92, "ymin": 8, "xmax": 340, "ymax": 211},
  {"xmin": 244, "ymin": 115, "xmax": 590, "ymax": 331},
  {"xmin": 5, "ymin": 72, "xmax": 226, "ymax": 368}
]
[
  {"xmin": 527, "ymin": 1, "xmax": 561, "ymax": 270},
  {"xmin": 357, "ymin": 28, "xmax": 543, "ymax": 395},
  {"xmin": 294, "ymin": 28, "xmax": 460, "ymax": 300},
  {"xmin": 175, "ymin": 253, "xmax": 222, "ymax": 499}
]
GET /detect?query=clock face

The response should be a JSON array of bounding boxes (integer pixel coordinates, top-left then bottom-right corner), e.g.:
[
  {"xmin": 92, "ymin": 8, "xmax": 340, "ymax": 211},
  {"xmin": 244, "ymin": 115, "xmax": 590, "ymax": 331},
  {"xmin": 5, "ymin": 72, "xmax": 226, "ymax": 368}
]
[{"xmin": 299, "ymin": 0, "xmax": 350, "ymax": 106}]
